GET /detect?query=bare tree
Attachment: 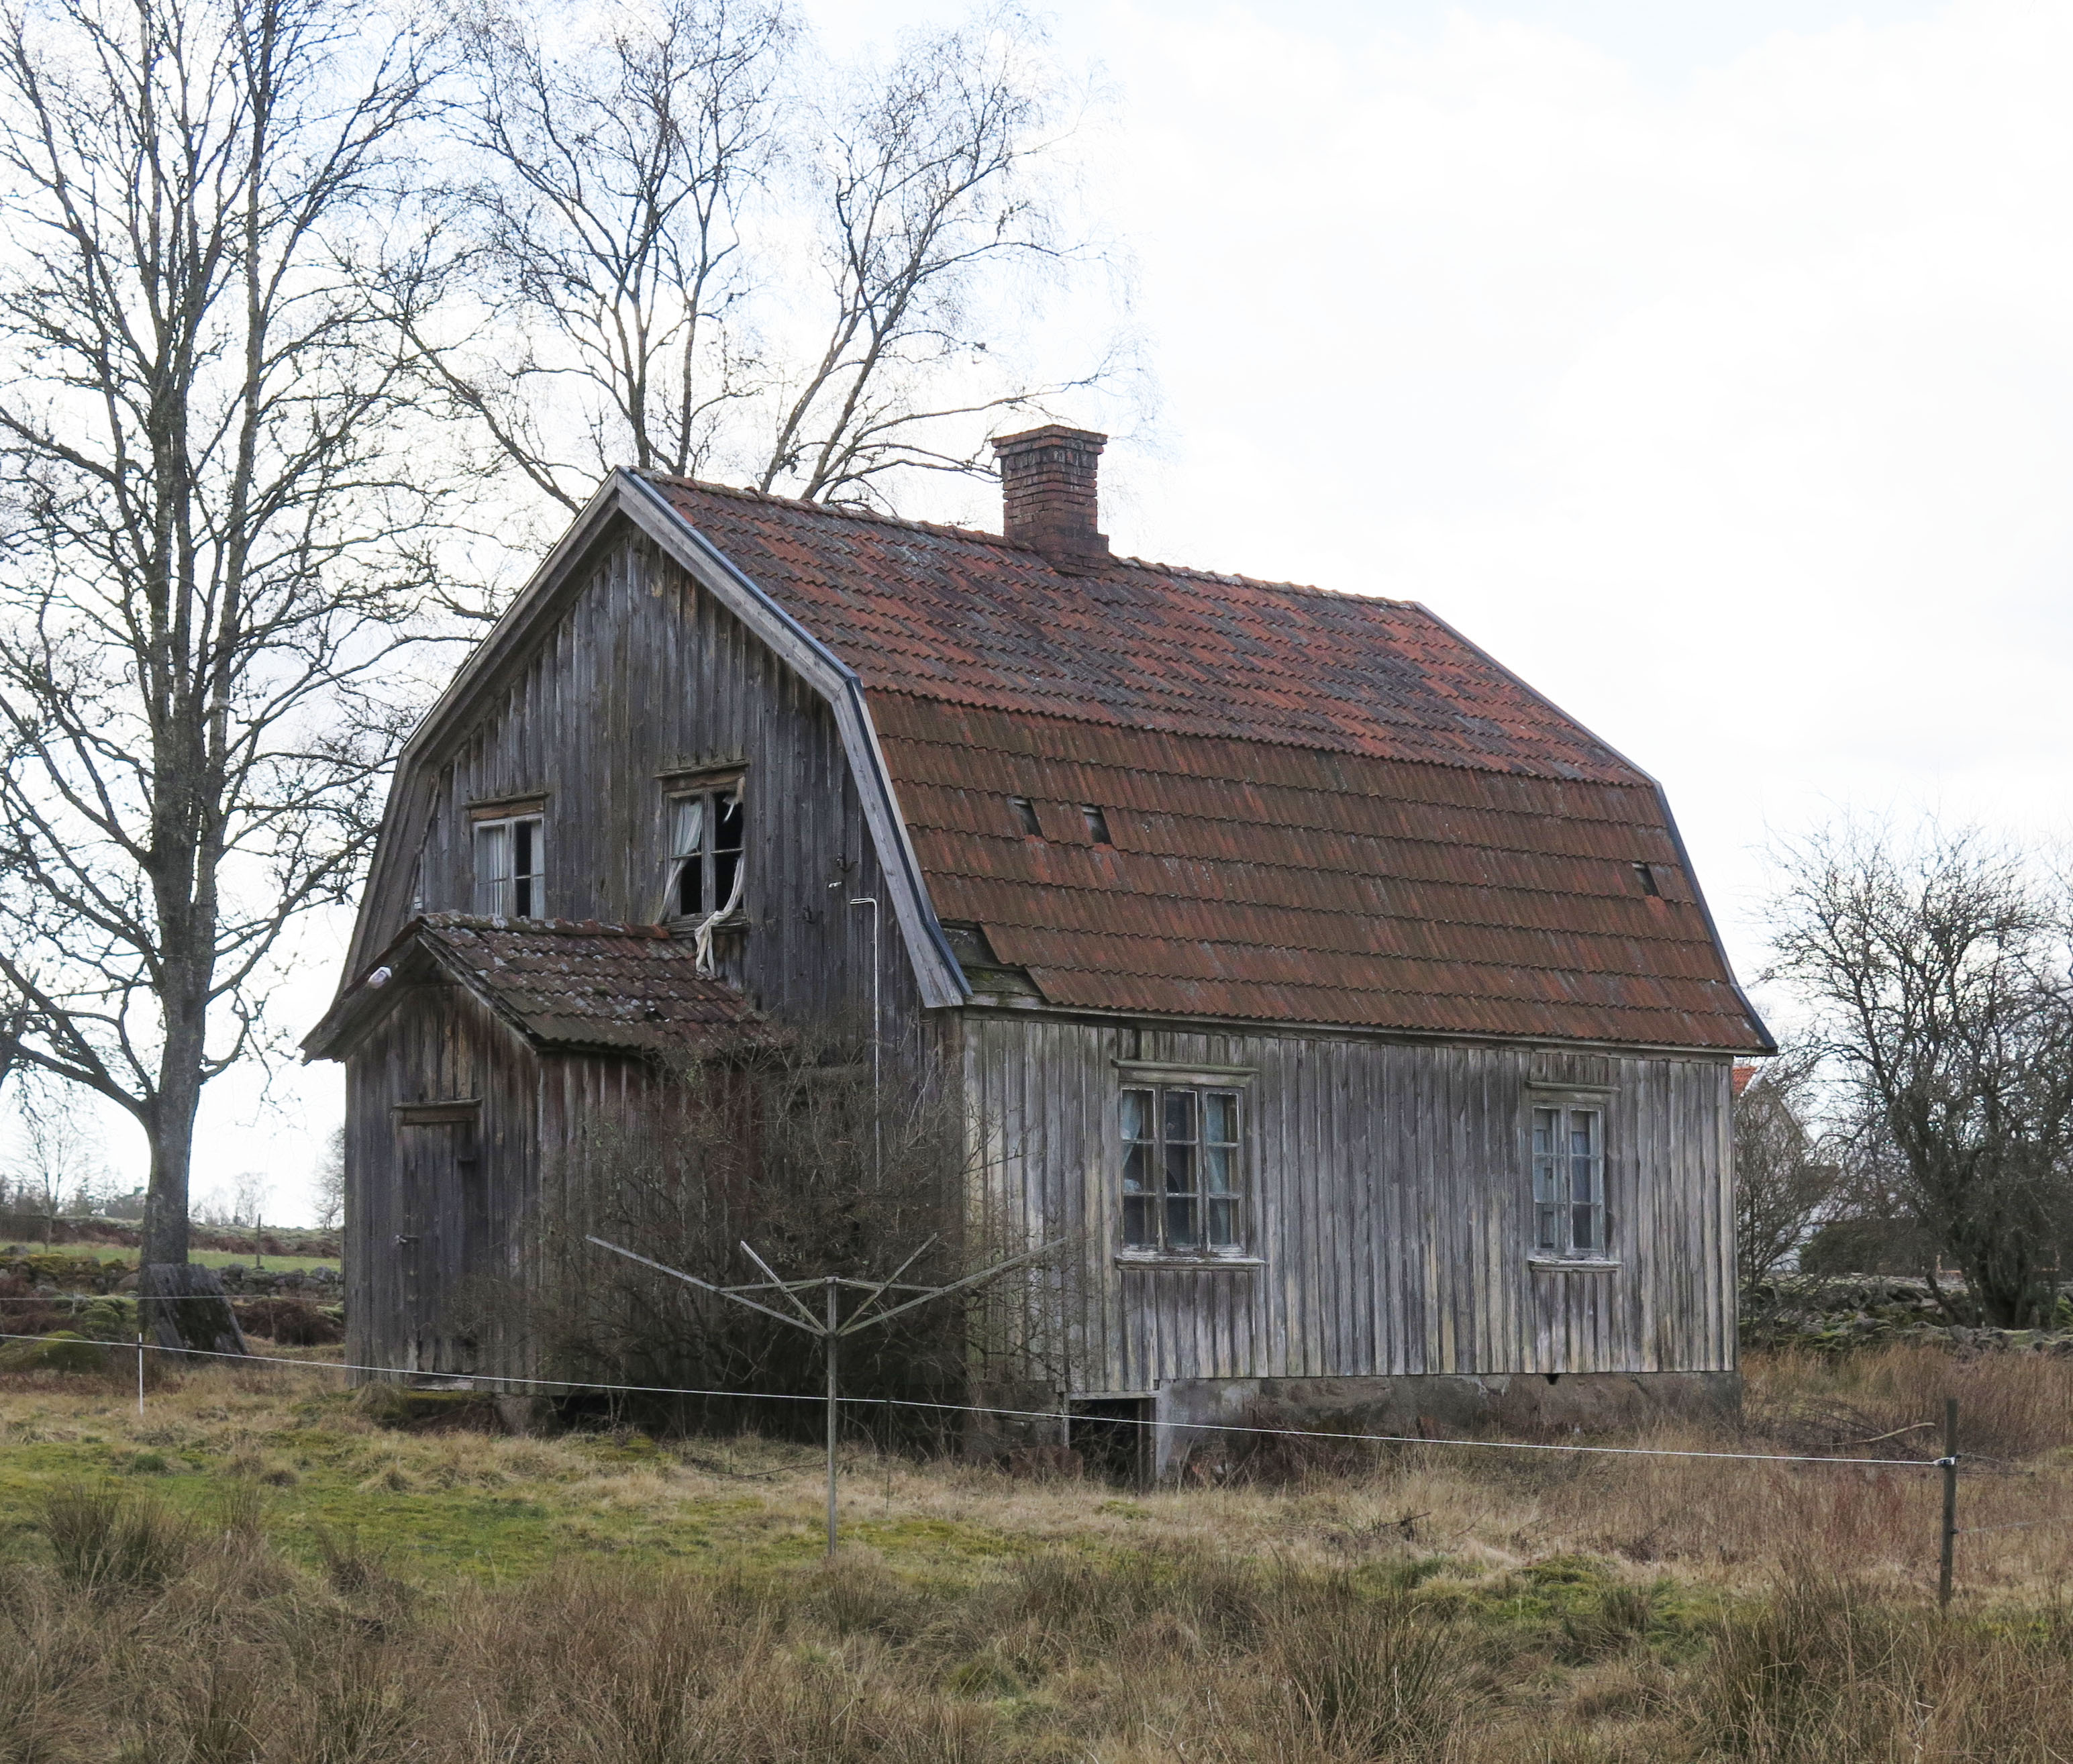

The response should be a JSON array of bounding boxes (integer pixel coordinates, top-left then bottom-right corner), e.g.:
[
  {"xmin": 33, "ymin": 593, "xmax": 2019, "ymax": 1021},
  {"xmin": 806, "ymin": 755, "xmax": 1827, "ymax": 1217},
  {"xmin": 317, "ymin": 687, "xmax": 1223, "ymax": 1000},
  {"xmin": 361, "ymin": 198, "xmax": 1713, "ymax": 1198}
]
[
  {"xmin": 1765, "ymin": 819, "xmax": 2073, "ymax": 1326},
  {"xmin": 312, "ymin": 1123, "xmax": 344, "ymax": 1233},
  {"xmin": 417, "ymin": 0, "xmax": 1109, "ymax": 566},
  {"xmin": 0, "ymin": 0, "xmax": 450, "ymax": 1269},
  {"xmin": 1732, "ymin": 1045, "xmax": 1839, "ymax": 1290},
  {"xmin": 3, "ymin": 1075, "xmax": 107, "ymax": 1242}
]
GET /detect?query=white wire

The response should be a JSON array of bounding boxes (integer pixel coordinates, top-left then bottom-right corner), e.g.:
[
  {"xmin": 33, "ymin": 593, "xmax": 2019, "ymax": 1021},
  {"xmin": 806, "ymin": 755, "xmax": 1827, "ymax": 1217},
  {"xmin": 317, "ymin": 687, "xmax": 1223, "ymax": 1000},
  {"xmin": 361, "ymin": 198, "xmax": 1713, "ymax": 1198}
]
[{"xmin": 0, "ymin": 1329, "xmax": 1944, "ymax": 1469}]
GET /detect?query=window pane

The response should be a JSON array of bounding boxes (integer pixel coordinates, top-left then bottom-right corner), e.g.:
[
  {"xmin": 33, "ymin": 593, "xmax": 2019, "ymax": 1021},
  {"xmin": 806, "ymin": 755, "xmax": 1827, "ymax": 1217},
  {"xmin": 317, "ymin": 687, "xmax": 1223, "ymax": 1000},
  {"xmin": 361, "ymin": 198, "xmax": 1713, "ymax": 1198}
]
[
  {"xmin": 474, "ymin": 823, "xmax": 509, "ymax": 916},
  {"xmin": 672, "ymin": 795, "xmax": 705, "ymax": 858},
  {"xmin": 1166, "ymin": 1194, "xmax": 1199, "ymax": 1248},
  {"xmin": 512, "ymin": 820, "xmax": 537, "ymax": 918},
  {"xmin": 1537, "ymin": 1204, "xmax": 1563, "ymax": 1251},
  {"xmin": 1164, "ymin": 1137, "xmax": 1196, "ymax": 1196},
  {"xmin": 1121, "ymin": 1089, "xmax": 1153, "ymax": 1144},
  {"xmin": 1205, "ymin": 1145, "xmax": 1235, "ymax": 1195},
  {"xmin": 1163, "ymin": 1089, "xmax": 1197, "ymax": 1144},
  {"xmin": 713, "ymin": 792, "xmax": 744, "ymax": 910},
  {"xmin": 1532, "ymin": 1107, "xmax": 1558, "ymax": 1158},
  {"xmin": 1123, "ymin": 1195, "xmax": 1152, "ymax": 1248},
  {"xmin": 1207, "ymin": 1196, "xmax": 1238, "ymax": 1247},
  {"xmin": 715, "ymin": 791, "xmax": 743, "ymax": 853},
  {"xmin": 1204, "ymin": 1092, "xmax": 1238, "ymax": 1145},
  {"xmin": 1122, "ymin": 1142, "xmax": 1148, "ymax": 1196},
  {"xmin": 1572, "ymin": 1204, "xmax": 1599, "ymax": 1252}
]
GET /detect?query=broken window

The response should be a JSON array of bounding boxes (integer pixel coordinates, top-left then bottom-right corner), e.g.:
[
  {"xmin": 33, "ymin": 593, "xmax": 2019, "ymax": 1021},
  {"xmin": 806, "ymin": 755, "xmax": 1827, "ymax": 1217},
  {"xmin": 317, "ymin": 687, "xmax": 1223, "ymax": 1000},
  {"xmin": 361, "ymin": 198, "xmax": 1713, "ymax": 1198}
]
[
  {"xmin": 1532, "ymin": 1104, "xmax": 1605, "ymax": 1257},
  {"xmin": 1082, "ymin": 803, "xmax": 1113, "ymax": 845},
  {"xmin": 1633, "ymin": 862, "xmax": 1661, "ymax": 897},
  {"xmin": 1009, "ymin": 795, "xmax": 1042, "ymax": 837},
  {"xmin": 473, "ymin": 814, "xmax": 543, "ymax": 918},
  {"xmin": 668, "ymin": 784, "xmax": 746, "ymax": 921},
  {"xmin": 1121, "ymin": 1084, "xmax": 1244, "ymax": 1253}
]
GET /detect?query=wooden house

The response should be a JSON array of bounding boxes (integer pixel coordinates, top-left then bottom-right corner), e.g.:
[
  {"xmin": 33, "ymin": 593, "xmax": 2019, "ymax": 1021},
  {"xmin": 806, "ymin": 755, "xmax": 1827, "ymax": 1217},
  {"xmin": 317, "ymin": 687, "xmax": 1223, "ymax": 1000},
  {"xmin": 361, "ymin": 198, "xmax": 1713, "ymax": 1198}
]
[{"xmin": 306, "ymin": 427, "xmax": 1772, "ymax": 1459}]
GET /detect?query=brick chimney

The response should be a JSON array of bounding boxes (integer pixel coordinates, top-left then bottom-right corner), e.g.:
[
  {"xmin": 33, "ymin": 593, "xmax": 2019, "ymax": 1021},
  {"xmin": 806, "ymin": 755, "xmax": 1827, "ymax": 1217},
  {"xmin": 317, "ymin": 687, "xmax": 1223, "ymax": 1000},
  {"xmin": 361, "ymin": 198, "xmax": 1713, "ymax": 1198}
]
[{"xmin": 991, "ymin": 425, "xmax": 1109, "ymax": 566}]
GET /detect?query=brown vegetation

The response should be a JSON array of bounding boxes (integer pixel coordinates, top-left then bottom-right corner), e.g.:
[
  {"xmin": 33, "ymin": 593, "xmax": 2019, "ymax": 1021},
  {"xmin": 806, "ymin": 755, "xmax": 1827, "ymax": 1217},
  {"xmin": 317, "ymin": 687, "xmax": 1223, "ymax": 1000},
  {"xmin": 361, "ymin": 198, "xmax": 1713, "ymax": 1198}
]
[{"xmin": 0, "ymin": 1345, "xmax": 2069, "ymax": 1760}]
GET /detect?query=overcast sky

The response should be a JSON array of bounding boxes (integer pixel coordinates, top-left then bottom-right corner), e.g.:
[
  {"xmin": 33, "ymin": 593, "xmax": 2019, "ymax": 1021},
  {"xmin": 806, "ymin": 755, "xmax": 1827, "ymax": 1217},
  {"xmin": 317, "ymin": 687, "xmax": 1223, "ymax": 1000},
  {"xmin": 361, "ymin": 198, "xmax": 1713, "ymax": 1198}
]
[{"xmin": 130, "ymin": 0, "xmax": 2072, "ymax": 1224}]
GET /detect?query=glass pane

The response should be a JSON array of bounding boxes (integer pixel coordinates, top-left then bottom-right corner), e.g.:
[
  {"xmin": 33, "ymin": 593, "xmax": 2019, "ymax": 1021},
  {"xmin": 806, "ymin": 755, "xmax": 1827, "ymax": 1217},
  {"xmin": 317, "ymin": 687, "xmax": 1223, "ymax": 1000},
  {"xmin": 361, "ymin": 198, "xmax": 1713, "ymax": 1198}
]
[
  {"xmin": 512, "ymin": 821, "xmax": 536, "ymax": 918},
  {"xmin": 1164, "ymin": 1089, "xmax": 1197, "ymax": 1144},
  {"xmin": 1164, "ymin": 1139, "xmax": 1196, "ymax": 1197},
  {"xmin": 474, "ymin": 823, "xmax": 509, "ymax": 916},
  {"xmin": 1166, "ymin": 1194, "xmax": 1199, "ymax": 1248},
  {"xmin": 1532, "ymin": 1156, "xmax": 1557, "ymax": 1204},
  {"xmin": 1568, "ymin": 1111, "xmax": 1597, "ymax": 1158},
  {"xmin": 1205, "ymin": 1092, "xmax": 1238, "ymax": 1145},
  {"xmin": 1205, "ymin": 1145, "xmax": 1235, "ymax": 1195},
  {"xmin": 672, "ymin": 796, "xmax": 704, "ymax": 860},
  {"xmin": 1121, "ymin": 1090, "xmax": 1152, "ymax": 1143},
  {"xmin": 1570, "ymin": 1157, "xmax": 1597, "ymax": 1205},
  {"xmin": 1532, "ymin": 1108, "xmax": 1557, "ymax": 1157},
  {"xmin": 1207, "ymin": 1196, "xmax": 1238, "ymax": 1247},
  {"xmin": 1123, "ymin": 1195, "xmax": 1152, "ymax": 1249},
  {"xmin": 1572, "ymin": 1204, "xmax": 1598, "ymax": 1252},
  {"xmin": 1122, "ymin": 1142, "xmax": 1148, "ymax": 1196},
  {"xmin": 1537, "ymin": 1204, "xmax": 1562, "ymax": 1251}
]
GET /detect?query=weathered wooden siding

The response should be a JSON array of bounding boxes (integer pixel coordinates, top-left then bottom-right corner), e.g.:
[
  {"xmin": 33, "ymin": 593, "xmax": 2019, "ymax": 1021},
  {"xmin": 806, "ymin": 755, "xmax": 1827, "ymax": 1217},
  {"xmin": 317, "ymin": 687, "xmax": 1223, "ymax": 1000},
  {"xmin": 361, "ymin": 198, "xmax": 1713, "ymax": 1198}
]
[
  {"xmin": 378, "ymin": 522, "xmax": 917, "ymax": 1032},
  {"xmin": 962, "ymin": 1013, "xmax": 1735, "ymax": 1392},
  {"xmin": 345, "ymin": 979, "xmax": 540, "ymax": 1377}
]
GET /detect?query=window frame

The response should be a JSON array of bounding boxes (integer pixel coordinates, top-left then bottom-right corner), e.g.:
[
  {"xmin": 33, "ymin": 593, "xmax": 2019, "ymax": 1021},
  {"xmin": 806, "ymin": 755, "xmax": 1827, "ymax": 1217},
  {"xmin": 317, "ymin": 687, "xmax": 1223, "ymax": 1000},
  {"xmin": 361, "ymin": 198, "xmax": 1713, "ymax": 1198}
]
[
  {"xmin": 472, "ymin": 811, "xmax": 544, "ymax": 919},
  {"xmin": 1529, "ymin": 1098, "xmax": 1609, "ymax": 1261},
  {"xmin": 1117, "ymin": 1076, "xmax": 1250, "ymax": 1258},
  {"xmin": 665, "ymin": 776, "xmax": 747, "ymax": 925}
]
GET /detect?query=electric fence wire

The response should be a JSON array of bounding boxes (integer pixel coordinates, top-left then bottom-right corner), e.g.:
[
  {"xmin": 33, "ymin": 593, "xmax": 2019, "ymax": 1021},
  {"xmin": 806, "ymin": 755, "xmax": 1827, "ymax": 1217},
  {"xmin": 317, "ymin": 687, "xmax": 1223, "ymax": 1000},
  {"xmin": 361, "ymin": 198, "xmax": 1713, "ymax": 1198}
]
[{"xmin": 0, "ymin": 1328, "xmax": 1958, "ymax": 1469}]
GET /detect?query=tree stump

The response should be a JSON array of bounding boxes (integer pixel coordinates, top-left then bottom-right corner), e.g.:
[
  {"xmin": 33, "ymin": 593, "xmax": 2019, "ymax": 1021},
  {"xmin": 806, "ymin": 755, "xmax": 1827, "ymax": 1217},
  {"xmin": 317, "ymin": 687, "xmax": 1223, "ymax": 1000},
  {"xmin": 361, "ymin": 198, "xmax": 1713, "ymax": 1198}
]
[{"xmin": 138, "ymin": 1263, "xmax": 249, "ymax": 1359}]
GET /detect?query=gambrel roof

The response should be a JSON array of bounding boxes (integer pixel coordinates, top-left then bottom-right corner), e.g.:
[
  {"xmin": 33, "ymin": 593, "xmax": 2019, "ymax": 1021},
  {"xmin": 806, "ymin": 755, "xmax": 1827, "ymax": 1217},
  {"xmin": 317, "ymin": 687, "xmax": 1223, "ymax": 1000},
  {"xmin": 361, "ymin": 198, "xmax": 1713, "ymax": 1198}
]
[{"xmin": 650, "ymin": 478, "xmax": 1770, "ymax": 1053}]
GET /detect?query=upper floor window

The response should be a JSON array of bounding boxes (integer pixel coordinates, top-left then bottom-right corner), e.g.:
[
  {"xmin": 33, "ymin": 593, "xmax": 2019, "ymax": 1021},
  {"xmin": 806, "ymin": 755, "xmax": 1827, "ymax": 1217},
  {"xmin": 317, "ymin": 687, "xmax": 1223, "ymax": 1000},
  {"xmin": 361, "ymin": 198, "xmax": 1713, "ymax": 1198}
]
[
  {"xmin": 1121, "ymin": 1084, "xmax": 1244, "ymax": 1253},
  {"xmin": 474, "ymin": 813, "xmax": 543, "ymax": 918},
  {"xmin": 669, "ymin": 783, "xmax": 744, "ymax": 921},
  {"xmin": 1532, "ymin": 1104, "xmax": 1605, "ymax": 1257}
]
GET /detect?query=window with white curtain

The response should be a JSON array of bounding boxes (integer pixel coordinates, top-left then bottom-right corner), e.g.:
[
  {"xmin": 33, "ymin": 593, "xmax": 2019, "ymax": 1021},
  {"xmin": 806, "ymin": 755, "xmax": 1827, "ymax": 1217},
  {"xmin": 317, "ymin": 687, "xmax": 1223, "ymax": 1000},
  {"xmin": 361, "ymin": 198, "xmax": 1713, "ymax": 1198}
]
[
  {"xmin": 473, "ymin": 814, "xmax": 543, "ymax": 918},
  {"xmin": 668, "ymin": 783, "xmax": 744, "ymax": 919}
]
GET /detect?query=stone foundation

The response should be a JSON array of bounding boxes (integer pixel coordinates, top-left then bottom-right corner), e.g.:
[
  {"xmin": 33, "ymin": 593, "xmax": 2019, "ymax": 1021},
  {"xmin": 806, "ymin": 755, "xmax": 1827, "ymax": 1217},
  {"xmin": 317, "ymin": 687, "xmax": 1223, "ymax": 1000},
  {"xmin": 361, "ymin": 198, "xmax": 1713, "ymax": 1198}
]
[{"xmin": 1152, "ymin": 1371, "xmax": 1741, "ymax": 1478}]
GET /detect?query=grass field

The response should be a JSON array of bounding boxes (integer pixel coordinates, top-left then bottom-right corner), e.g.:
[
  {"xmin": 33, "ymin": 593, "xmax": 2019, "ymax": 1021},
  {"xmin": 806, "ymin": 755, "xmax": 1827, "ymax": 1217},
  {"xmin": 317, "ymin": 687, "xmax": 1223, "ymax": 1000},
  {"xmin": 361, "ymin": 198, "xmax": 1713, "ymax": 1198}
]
[
  {"xmin": 7, "ymin": 1243, "xmax": 341, "ymax": 1274},
  {"xmin": 1, "ymin": 1344, "xmax": 2069, "ymax": 1761}
]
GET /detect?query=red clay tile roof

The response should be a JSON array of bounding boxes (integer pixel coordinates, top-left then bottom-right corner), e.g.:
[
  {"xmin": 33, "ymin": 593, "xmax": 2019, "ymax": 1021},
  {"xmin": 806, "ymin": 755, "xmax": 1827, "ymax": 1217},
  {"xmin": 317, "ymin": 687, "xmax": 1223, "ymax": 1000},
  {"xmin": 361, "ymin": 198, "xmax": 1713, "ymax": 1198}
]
[
  {"xmin": 653, "ymin": 478, "xmax": 1768, "ymax": 1051},
  {"xmin": 305, "ymin": 915, "xmax": 766, "ymax": 1057}
]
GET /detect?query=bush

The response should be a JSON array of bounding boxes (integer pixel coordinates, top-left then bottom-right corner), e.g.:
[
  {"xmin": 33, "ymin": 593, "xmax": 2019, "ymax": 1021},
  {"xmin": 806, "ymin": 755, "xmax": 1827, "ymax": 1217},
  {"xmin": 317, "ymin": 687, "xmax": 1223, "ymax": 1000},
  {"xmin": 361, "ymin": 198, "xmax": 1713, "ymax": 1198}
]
[
  {"xmin": 235, "ymin": 1297, "xmax": 342, "ymax": 1345},
  {"xmin": 38, "ymin": 1484, "xmax": 191, "ymax": 1594},
  {"xmin": 0, "ymin": 1331, "xmax": 111, "ymax": 1374},
  {"xmin": 1266, "ymin": 1581, "xmax": 1477, "ymax": 1760}
]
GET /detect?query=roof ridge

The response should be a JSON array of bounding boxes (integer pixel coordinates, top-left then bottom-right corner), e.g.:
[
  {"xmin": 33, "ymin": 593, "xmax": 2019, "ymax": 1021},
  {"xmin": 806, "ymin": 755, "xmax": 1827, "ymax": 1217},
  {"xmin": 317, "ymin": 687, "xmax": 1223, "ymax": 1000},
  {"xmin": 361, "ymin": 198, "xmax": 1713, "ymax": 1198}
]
[{"xmin": 647, "ymin": 473, "xmax": 1420, "ymax": 610}]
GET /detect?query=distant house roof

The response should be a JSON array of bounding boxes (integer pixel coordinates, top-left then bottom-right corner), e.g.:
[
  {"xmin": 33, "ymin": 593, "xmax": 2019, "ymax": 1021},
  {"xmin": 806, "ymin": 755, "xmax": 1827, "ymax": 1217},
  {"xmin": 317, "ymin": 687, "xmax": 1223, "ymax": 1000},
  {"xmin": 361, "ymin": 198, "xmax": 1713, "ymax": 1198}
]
[
  {"xmin": 654, "ymin": 477, "xmax": 1769, "ymax": 1053},
  {"xmin": 305, "ymin": 915, "xmax": 766, "ymax": 1060}
]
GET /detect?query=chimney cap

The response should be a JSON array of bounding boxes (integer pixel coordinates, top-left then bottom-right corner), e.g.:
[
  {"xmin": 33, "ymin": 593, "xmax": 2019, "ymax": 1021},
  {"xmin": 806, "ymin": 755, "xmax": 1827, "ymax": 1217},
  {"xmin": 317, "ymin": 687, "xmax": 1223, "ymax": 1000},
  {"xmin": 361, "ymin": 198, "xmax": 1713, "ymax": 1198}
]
[{"xmin": 991, "ymin": 423, "xmax": 1109, "ymax": 457}]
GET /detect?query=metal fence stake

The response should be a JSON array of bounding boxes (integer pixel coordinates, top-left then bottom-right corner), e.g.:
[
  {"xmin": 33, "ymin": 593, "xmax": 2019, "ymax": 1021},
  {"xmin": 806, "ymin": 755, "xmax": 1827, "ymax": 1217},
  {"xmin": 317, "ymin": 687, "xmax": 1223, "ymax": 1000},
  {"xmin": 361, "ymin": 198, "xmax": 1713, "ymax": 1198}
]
[
  {"xmin": 1938, "ymin": 1396, "xmax": 1959, "ymax": 1612},
  {"xmin": 136, "ymin": 1331, "xmax": 145, "ymax": 1420},
  {"xmin": 825, "ymin": 1276, "xmax": 840, "ymax": 1557}
]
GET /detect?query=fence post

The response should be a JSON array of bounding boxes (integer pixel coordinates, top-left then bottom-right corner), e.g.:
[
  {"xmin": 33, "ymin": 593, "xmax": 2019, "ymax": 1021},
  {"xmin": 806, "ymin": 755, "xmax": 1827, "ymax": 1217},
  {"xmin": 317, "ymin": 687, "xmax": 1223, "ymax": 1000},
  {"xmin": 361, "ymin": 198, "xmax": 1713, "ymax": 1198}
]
[
  {"xmin": 825, "ymin": 1276, "xmax": 840, "ymax": 1557},
  {"xmin": 136, "ymin": 1331, "xmax": 146, "ymax": 1420},
  {"xmin": 1937, "ymin": 1396, "xmax": 1959, "ymax": 1612}
]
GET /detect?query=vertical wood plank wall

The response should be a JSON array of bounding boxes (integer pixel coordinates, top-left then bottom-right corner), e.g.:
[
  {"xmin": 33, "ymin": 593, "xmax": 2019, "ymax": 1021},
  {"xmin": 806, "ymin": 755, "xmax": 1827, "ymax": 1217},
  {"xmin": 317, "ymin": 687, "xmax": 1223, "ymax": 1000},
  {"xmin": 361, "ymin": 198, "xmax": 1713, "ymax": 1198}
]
[
  {"xmin": 368, "ymin": 523, "xmax": 917, "ymax": 1031},
  {"xmin": 962, "ymin": 1013, "xmax": 1736, "ymax": 1392}
]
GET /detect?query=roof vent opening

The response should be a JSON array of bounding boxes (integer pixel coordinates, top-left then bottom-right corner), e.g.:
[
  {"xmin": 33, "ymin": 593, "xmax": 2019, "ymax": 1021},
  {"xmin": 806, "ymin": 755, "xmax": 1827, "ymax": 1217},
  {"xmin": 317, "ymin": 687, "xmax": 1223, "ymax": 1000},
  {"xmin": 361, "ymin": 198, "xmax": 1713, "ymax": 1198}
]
[
  {"xmin": 991, "ymin": 424, "xmax": 1110, "ymax": 566},
  {"xmin": 1082, "ymin": 804, "xmax": 1112, "ymax": 845},
  {"xmin": 1010, "ymin": 795, "xmax": 1042, "ymax": 837},
  {"xmin": 1633, "ymin": 862, "xmax": 1661, "ymax": 898}
]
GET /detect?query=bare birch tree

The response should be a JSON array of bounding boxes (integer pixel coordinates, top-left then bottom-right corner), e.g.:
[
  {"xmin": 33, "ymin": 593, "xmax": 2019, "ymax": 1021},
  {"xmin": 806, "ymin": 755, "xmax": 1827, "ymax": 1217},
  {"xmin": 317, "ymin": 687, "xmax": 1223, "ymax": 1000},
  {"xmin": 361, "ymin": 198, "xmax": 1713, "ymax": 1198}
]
[
  {"xmin": 1765, "ymin": 820, "xmax": 2073, "ymax": 1326},
  {"xmin": 416, "ymin": 0, "xmax": 1109, "ymax": 557},
  {"xmin": 0, "ymin": 0, "xmax": 450, "ymax": 1267}
]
